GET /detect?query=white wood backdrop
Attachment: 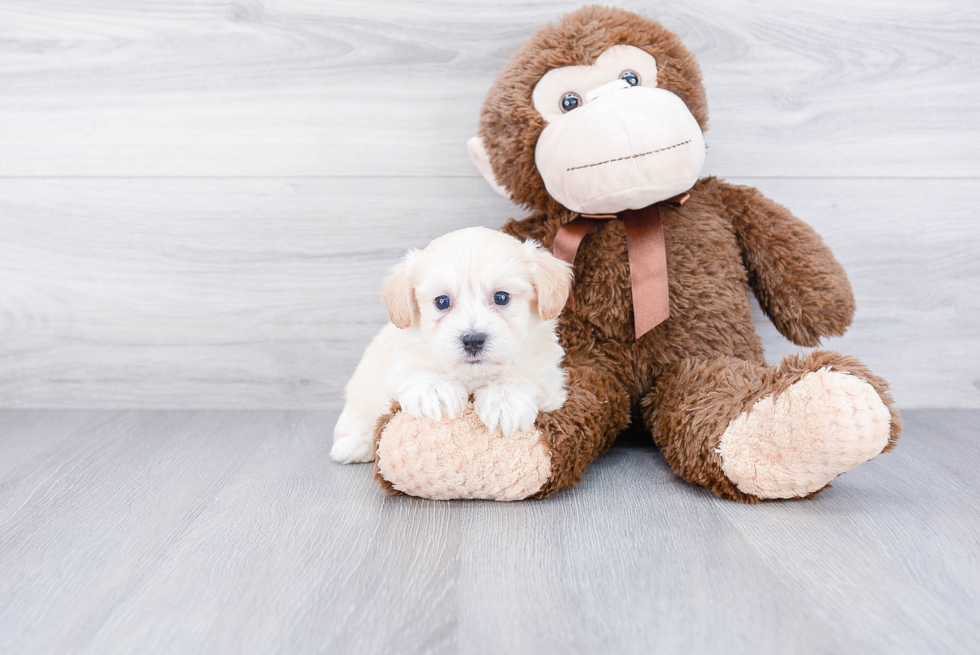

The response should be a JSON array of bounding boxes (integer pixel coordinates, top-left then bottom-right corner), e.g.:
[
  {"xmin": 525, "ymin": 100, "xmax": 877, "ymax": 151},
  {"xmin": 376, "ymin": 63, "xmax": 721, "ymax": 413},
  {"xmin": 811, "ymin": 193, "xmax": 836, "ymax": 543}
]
[{"xmin": 0, "ymin": 0, "xmax": 977, "ymax": 409}]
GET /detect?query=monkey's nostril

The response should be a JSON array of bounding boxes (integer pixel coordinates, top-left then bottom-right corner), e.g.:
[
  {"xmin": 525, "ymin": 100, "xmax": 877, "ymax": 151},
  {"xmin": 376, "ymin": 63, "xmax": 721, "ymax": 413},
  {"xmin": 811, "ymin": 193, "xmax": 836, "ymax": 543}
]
[{"xmin": 461, "ymin": 332, "xmax": 487, "ymax": 355}]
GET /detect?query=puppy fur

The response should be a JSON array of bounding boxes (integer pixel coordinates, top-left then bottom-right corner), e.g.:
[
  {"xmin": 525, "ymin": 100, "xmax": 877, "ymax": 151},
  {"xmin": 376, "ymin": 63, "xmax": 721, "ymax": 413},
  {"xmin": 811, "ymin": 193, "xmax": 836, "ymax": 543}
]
[{"xmin": 331, "ymin": 226, "xmax": 573, "ymax": 464}]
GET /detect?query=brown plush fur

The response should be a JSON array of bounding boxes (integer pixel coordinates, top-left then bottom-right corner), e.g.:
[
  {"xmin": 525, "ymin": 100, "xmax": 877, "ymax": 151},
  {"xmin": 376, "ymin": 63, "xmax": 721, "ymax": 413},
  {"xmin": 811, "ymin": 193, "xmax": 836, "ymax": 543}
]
[
  {"xmin": 375, "ymin": 6, "xmax": 900, "ymax": 502},
  {"xmin": 486, "ymin": 7, "xmax": 901, "ymax": 500},
  {"xmin": 373, "ymin": 401, "xmax": 403, "ymax": 496}
]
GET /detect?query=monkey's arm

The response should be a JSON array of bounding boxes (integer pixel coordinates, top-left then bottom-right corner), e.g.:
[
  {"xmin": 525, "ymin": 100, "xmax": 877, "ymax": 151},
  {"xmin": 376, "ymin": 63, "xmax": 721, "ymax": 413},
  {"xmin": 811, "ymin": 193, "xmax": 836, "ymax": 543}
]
[{"xmin": 719, "ymin": 181, "xmax": 854, "ymax": 347}]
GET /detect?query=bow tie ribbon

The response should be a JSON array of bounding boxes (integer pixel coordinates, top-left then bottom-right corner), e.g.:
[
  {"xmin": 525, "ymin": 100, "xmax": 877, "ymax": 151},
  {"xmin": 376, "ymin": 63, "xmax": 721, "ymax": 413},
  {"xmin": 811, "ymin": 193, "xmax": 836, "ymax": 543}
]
[{"xmin": 552, "ymin": 192, "xmax": 690, "ymax": 339}]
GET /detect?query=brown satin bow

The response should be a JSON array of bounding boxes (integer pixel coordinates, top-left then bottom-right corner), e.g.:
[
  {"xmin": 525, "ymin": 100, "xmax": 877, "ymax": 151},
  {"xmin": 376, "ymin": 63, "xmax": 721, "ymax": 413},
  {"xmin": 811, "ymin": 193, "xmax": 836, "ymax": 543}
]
[{"xmin": 552, "ymin": 192, "xmax": 690, "ymax": 339}]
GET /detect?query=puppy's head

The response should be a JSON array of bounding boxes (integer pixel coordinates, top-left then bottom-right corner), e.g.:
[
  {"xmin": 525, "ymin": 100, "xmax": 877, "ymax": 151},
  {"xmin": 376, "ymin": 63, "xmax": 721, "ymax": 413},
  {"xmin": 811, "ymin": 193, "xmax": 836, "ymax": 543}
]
[{"xmin": 382, "ymin": 227, "xmax": 572, "ymax": 373}]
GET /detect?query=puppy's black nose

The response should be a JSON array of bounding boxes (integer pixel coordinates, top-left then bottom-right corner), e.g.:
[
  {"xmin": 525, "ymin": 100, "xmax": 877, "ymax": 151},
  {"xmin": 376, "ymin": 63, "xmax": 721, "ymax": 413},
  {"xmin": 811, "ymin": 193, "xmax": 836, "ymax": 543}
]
[{"xmin": 461, "ymin": 332, "xmax": 486, "ymax": 355}]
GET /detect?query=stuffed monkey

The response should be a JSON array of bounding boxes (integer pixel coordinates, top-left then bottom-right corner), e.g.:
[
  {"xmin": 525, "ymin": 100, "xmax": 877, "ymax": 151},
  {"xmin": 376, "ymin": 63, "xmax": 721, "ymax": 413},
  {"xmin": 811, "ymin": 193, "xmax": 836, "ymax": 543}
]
[{"xmin": 372, "ymin": 5, "xmax": 900, "ymax": 502}]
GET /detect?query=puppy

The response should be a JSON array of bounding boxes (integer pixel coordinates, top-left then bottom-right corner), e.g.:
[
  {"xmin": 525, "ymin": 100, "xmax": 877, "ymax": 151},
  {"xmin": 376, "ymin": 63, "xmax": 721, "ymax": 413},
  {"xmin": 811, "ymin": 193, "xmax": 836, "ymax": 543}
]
[{"xmin": 331, "ymin": 226, "xmax": 573, "ymax": 464}]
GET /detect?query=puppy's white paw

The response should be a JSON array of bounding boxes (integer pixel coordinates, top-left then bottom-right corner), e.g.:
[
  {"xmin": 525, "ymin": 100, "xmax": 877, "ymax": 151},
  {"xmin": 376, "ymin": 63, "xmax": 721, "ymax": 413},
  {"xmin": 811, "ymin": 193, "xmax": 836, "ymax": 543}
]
[
  {"xmin": 474, "ymin": 386, "xmax": 539, "ymax": 436},
  {"xmin": 398, "ymin": 376, "xmax": 468, "ymax": 421},
  {"xmin": 331, "ymin": 435, "xmax": 375, "ymax": 464}
]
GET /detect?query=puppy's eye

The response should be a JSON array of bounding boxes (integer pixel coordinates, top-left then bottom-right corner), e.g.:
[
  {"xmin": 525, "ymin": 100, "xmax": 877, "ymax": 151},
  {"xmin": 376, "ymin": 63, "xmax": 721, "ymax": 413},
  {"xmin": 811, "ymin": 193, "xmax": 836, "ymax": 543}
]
[
  {"xmin": 620, "ymin": 70, "xmax": 640, "ymax": 86},
  {"xmin": 434, "ymin": 296, "xmax": 452, "ymax": 311},
  {"xmin": 560, "ymin": 92, "xmax": 582, "ymax": 113},
  {"xmin": 493, "ymin": 291, "xmax": 510, "ymax": 306}
]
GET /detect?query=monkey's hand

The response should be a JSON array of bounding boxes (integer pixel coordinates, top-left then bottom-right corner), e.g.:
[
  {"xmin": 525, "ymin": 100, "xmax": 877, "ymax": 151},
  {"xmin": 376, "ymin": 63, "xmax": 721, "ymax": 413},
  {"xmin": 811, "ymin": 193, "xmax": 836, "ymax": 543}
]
[{"xmin": 719, "ymin": 181, "xmax": 855, "ymax": 347}]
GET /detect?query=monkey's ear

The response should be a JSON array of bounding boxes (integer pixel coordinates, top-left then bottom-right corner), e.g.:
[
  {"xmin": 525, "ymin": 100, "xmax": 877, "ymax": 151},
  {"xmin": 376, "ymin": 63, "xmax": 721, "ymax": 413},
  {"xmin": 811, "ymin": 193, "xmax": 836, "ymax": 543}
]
[
  {"xmin": 467, "ymin": 137, "xmax": 511, "ymax": 200},
  {"xmin": 526, "ymin": 240, "xmax": 573, "ymax": 320},
  {"xmin": 381, "ymin": 254, "xmax": 419, "ymax": 329}
]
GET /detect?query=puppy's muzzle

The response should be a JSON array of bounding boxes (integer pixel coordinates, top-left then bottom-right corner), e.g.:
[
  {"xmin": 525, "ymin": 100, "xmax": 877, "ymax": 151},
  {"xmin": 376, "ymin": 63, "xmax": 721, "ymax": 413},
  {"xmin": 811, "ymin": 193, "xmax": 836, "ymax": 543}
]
[{"xmin": 461, "ymin": 332, "xmax": 487, "ymax": 355}]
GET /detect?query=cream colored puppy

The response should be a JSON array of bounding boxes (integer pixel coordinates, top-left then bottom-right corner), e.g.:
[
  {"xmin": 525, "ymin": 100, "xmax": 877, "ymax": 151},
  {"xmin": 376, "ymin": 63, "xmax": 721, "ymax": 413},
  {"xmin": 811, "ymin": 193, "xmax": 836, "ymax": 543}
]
[{"xmin": 331, "ymin": 227, "xmax": 573, "ymax": 464}]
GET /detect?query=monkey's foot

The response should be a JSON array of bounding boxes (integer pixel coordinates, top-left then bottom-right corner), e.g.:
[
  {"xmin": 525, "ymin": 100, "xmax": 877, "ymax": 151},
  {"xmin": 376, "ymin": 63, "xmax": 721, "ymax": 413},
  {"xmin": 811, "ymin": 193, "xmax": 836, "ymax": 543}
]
[
  {"xmin": 373, "ymin": 403, "xmax": 551, "ymax": 501},
  {"xmin": 717, "ymin": 368, "xmax": 892, "ymax": 499}
]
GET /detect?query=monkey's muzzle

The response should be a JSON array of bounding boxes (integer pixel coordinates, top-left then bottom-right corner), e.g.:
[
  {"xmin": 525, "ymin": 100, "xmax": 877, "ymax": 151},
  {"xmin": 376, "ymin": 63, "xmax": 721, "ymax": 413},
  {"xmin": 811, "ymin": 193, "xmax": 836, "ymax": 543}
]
[{"xmin": 535, "ymin": 86, "xmax": 706, "ymax": 215}]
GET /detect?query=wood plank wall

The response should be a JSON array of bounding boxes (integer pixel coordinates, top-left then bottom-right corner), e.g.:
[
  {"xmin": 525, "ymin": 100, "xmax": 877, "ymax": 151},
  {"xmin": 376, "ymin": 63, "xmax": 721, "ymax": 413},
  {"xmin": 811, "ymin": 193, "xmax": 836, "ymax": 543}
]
[{"xmin": 0, "ymin": 0, "xmax": 977, "ymax": 409}]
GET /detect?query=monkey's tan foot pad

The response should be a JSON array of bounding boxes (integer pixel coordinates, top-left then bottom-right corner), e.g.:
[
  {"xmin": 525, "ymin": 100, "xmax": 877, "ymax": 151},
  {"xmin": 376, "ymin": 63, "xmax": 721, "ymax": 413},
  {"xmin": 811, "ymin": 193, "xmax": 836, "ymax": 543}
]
[
  {"xmin": 717, "ymin": 369, "xmax": 892, "ymax": 499},
  {"xmin": 373, "ymin": 405, "xmax": 551, "ymax": 501}
]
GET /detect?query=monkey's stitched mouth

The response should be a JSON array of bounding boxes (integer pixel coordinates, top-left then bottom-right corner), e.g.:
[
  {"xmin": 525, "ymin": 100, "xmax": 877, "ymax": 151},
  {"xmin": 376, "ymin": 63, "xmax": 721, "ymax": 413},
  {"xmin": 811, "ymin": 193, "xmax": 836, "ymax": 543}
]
[{"xmin": 566, "ymin": 139, "xmax": 691, "ymax": 171}]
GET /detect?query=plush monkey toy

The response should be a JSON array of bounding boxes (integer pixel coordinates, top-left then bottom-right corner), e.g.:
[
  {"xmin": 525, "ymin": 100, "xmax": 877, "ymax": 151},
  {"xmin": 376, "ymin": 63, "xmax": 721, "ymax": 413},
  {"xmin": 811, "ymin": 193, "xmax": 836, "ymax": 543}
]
[{"xmin": 372, "ymin": 5, "xmax": 900, "ymax": 502}]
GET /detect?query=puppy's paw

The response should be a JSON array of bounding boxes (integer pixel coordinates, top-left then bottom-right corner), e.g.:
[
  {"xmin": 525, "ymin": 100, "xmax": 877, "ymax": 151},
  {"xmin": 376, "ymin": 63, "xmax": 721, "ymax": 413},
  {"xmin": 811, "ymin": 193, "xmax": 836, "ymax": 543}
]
[
  {"xmin": 330, "ymin": 435, "xmax": 375, "ymax": 464},
  {"xmin": 398, "ymin": 376, "xmax": 468, "ymax": 421},
  {"xmin": 474, "ymin": 386, "xmax": 539, "ymax": 436}
]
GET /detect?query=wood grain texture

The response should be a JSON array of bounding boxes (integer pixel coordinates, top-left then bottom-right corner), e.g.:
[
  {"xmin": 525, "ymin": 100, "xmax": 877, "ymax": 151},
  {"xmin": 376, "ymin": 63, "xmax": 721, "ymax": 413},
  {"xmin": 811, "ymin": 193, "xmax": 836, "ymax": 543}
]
[
  {"xmin": 0, "ymin": 408, "xmax": 977, "ymax": 654},
  {"xmin": 0, "ymin": 176, "xmax": 976, "ymax": 409},
  {"xmin": 0, "ymin": 0, "xmax": 976, "ymax": 178},
  {"xmin": 0, "ymin": 1, "xmax": 977, "ymax": 409}
]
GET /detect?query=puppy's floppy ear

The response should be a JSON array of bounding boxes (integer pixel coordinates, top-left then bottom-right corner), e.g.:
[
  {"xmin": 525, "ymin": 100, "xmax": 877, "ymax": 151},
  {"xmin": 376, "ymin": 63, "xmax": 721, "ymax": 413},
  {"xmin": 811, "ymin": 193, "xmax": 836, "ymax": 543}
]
[
  {"xmin": 381, "ymin": 250, "xmax": 419, "ymax": 329},
  {"xmin": 525, "ymin": 240, "xmax": 573, "ymax": 320}
]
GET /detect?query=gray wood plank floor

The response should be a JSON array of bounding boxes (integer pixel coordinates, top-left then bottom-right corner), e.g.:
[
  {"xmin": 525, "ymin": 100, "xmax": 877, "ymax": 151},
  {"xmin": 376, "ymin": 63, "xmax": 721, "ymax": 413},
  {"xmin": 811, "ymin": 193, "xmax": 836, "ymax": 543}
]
[{"xmin": 1, "ymin": 409, "xmax": 977, "ymax": 654}]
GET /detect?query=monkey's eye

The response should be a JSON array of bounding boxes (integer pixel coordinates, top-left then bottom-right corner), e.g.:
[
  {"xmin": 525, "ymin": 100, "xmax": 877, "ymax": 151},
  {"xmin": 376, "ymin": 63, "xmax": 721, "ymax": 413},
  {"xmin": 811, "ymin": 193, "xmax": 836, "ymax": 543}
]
[
  {"xmin": 434, "ymin": 296, "xmax": 452, "ymax": 311},
  {"xmin": 620, "ymin": 70, "xmax": 640, "ymax": 86},
  {"xmin": 493, "ymin": 291, "xmax": 510, "ymax": 306},
  {"xmin": 560, "ymin": 92, "xmax": 582, "ymax": 113}
]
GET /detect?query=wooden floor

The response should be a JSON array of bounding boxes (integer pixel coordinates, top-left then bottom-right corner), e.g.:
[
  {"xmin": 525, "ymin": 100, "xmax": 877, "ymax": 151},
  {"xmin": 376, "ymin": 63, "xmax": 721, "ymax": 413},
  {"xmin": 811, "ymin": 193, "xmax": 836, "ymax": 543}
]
[{"xmin": 0, "ymin": 408, "xmax": 977, "ymax": 654}]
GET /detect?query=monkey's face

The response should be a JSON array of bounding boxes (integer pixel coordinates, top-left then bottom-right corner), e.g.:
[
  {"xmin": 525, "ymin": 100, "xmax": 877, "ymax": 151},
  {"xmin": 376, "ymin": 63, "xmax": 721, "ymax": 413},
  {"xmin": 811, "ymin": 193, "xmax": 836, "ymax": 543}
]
[
  {"xmin": 531, "ymin": 45, "xmax": 705, "ymax": 215},
  {"xmin": 469, "ymin": 7, "xmax": 711, "ymax": 216}
]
